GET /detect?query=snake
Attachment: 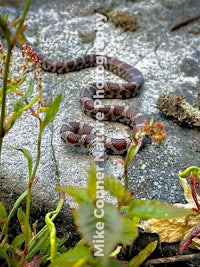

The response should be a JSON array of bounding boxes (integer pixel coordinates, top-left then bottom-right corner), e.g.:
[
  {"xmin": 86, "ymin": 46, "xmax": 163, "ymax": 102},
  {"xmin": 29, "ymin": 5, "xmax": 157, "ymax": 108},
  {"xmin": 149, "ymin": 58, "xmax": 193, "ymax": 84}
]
[{"xmin": 23, "ymin": 42, "xmax": 146, "ymax": 155}]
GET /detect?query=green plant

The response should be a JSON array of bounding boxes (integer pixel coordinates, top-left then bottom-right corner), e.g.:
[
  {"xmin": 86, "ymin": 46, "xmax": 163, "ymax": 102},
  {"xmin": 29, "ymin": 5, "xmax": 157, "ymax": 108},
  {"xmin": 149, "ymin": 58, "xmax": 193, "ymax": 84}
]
[
  {"xmin": 0, "ymin": 1, "xmax": 64, "ymax": 265},
  {"xmin": 54, "ymin": 165, "xmax": 196, "ymax": 267},
  {"xmin": 0, "ymin": 193, "xmax": 66, "ymax": 266},
  {"xmin": 139, "ymin": 165, "xmax": 200, "ymax": 257},
  {"xmin": 179, "ymin": 166, "xmax": 200, "ymax": 253},
  {"xmin": 0, "ymin": 0, "xmax": 31, "ymax": 163}
]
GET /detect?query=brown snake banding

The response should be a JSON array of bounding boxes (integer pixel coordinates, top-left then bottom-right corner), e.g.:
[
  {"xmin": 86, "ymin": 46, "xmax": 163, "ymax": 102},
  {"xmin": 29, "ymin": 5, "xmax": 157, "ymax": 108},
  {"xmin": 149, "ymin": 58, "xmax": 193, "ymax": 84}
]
[{"xmin": 24, "ymin": 41, "xmax": 146, "ymax": 154}]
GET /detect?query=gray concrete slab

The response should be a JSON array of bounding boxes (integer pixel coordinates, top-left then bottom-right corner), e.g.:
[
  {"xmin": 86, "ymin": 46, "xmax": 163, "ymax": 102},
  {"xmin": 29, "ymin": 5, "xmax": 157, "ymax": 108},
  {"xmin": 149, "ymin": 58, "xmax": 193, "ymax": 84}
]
[{"xmin": 0, "ymin": 0, "xmax": 200, "ymax": 218}]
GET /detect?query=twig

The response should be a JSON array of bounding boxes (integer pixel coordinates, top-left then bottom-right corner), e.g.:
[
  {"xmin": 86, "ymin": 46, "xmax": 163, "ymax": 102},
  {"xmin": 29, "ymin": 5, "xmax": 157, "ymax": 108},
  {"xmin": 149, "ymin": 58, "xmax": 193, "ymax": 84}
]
[
  {"xmin": 143, "ymin": 253, "xmax": 200, "ymax": 266},
  {"xmin": 169, "ymin": 15, "xmax": 200, "ymax": 31}
]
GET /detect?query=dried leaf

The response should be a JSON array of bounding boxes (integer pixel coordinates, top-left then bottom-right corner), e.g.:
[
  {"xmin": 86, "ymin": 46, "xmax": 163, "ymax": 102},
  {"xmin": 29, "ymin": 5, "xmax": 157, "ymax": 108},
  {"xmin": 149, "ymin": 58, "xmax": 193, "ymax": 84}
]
[
  {"xmin": 179, "ymin": 176, "xmax": 200, "ymax": 206},
  {"xmin": 190, "ymin": 237, "xmax": 200, "ymax": 250},
  {"xmin": 139, "ymin": 214, "xmax": 200, "ymax": 243},
  {"xmin": 139, "ymin": 176, "xmax": 200, "ymax": 247}
]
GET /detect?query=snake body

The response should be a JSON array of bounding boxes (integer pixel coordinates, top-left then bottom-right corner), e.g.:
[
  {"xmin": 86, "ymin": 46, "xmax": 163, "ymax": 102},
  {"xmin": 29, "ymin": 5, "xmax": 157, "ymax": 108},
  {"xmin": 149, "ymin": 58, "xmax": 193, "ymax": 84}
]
[{"xmin": 25, "ymin": 42, "xmax": 145, "ymax": 154}]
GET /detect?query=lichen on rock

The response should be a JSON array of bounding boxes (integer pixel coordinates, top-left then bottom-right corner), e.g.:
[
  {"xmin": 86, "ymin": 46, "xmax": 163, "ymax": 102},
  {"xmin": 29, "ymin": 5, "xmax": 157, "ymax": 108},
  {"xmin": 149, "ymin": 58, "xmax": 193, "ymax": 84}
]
[{"xmin": 156, "ymin": 93, "xmax": 200, "ymax": 127}]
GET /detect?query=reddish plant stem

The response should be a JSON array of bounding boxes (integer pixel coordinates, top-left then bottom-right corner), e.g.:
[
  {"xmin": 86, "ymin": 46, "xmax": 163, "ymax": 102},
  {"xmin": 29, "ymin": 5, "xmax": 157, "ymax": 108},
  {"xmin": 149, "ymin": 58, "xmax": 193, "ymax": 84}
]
[{"xmin": 190, "ymin": 172, "xmax": 200, "ymax": 211}]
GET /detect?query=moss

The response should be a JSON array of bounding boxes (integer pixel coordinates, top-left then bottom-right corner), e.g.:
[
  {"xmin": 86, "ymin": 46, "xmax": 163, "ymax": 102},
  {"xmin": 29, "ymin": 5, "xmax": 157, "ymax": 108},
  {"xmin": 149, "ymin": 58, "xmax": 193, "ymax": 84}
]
[
  {"xmin": 107, "ymin": 10, "xmax": 138, "ymax": 32},
  {"xmin": 156, "ymin": 94, "xmax": 200, "ymax": 127}
]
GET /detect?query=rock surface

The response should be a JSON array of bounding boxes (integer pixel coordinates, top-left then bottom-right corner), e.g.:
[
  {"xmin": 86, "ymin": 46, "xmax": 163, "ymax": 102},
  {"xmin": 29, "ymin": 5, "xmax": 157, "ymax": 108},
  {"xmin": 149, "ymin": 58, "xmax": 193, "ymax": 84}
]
[{"xmin": 0, "ymin": 0, "xmax": 200, "ymax": 245}]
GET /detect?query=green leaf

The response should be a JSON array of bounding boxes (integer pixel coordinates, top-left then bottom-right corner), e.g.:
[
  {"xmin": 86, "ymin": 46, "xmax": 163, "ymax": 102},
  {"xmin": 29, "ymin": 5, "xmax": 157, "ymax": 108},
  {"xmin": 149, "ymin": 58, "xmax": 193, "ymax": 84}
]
[
  {"xmin": 12, "ymin": 147, "xmax": 32, "ymax": 178},
  {"xmin": 56, "ymin": 238, "xmax": 68, "ymax": 253},
  {"xmin": 76, "ymin": 202, "xmax": 122, "ymax": 257},
  {"xmin": 28, "ymin": 198, "xmax": 64, "ymax": 261},
  {"xmin": 24, "ymin": 81, "xmax": 34, "ymax": 98},
  {"xmin": 0, "ymin": 190, "xmax": 28, "ymax": 239},
  {"xmin": 15, "ymin": 24, "xmax": 27, "ymax": 45},
  {"xmin": 120, "ymin": 217, "xmax": 138, "ymax": 245},
  {"xmin": 86, "ymin": 165, "xmax": 98, "ymax": 201},
  {"xmin": 0, "ymin": 16, "xmax": 9, "ymax": 37},
  {"xmin": 0, "ymin": 202, "xmax": 8, "ymax": 232},
  {"xmin": 55, "ymin": 186, "xmax": 91, "ymax": 204},
  {"xmin": 14, "ymin": 98, "xmax": 24, "ymax": 112},
  {"xmin": 127, "ymin": 200, "xmax": 197, "ymax": 219},
  {"xmin": 48, "ymin": 245, "xmax": 95, "ymax": 267},
  {"xmin": 129, "ymin": 240, "xmax": 158, "ymax": 267},
  {"xmin": 104, "ymin": 174, "xmax": 133, "ymax": 205},
  {"xmin": 27, "ymin": 226, "xmax": 50, "ymax": 260},
  {"xmin": 17, "ymin": 208, "xmax": 32, "ymax": 241},
  {"xmin": 179, "ymin": 166, "xmax": 200, "ymax": 179},
  {"xmin": 39, "ymin": 234, "xmax": 51, "ymax": 258},
  {"xmin": 11, "ymin": 233, "xmax": 25, "ymax": 248},
  {"xmin": 41, "ymin": 94, "xmax": 62, "ymax": 131},
  {"xmin": 104, "ymin": 174, "xmax": 125, "ymax": 198},
  {"xmin": 124, "ymin": 142, "xmax": 141, "ymax": 170},
  {"xmin": 13, "ymin": 80, "xmax": 33, "ymax": 112},
  {"xmin": 0, "ymin": 245, "xmax": 11, "ymax": 267},
  {"xmin": 45, "ymin": 197, "xmax": 64, "ymax": 262},
  {"xmin": 5, "ymin": 83, "xmax": 14, "ymax": 94}
]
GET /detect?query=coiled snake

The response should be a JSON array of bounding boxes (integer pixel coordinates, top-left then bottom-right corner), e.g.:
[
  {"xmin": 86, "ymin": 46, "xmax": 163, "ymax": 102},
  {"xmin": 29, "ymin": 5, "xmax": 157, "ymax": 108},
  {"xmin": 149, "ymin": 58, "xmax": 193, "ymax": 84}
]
[{"xmin": 25, "ymin": 42, "xmax": 145, "ymax": 154}]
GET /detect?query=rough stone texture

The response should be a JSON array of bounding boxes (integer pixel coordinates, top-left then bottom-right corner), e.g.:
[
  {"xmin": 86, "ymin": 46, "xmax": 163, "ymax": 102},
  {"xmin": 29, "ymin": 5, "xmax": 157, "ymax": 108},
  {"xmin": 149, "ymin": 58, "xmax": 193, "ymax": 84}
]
[{"xmin": 0, "ymin": 0, "xmax": 200, "ymax": 253}]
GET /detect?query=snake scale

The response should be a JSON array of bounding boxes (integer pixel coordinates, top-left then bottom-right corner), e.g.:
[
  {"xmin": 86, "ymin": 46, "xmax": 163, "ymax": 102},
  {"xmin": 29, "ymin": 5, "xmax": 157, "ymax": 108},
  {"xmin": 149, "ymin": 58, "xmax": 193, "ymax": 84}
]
[{"xmin": 24, "ymin": 41, "xmax": 145, "ymax": 154}]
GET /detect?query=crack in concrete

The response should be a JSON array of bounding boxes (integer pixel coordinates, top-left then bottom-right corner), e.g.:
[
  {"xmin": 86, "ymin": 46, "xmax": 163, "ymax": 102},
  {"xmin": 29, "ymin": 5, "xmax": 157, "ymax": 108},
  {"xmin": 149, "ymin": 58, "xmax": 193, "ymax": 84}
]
[
  {"xmin": 50, "ymin": 123, "xmax": 61, "ymax": 185},
  {"xmin": 154, "ymin": 41, "xmax": 166, "ymax": 70}
]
